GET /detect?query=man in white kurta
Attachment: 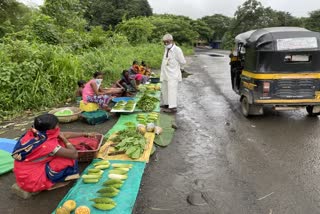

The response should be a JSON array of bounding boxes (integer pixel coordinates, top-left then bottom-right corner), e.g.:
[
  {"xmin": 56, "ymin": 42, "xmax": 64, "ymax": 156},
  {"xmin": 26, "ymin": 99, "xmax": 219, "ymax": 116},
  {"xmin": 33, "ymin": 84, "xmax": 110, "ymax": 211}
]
[{"xmin": 160, "ymin": 34, "xmax": 186, "ymax": 113}]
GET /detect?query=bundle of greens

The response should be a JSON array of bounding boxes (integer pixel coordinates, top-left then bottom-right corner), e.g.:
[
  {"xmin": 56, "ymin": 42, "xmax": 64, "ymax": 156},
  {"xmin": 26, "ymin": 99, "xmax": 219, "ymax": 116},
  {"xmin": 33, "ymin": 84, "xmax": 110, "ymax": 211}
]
[
  {"xmin": 112, "ymin": 100, "xmax": 136, "ymax": 111},
  {"xmin": 136, "ymin": 93, "xmax": 159, "ymax": 112},
  {"xmin": 110, "ymin": 129, "xmax": 146, "ymax": 159},
  {"xmin": 124, "ymin": 100, "xmax": 135, "ymax": 111}
]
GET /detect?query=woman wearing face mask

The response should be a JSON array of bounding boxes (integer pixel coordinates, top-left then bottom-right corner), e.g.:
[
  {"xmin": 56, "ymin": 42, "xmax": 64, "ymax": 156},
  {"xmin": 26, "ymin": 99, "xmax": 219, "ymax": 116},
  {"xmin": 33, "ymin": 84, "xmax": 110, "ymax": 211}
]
[
  {"xmin": 11, "ymin": 114, "xmax": 88, "ymax": 193},
  {"xmin": 82, "ymin": 71, "xmax": 120, "ymax": 111}
]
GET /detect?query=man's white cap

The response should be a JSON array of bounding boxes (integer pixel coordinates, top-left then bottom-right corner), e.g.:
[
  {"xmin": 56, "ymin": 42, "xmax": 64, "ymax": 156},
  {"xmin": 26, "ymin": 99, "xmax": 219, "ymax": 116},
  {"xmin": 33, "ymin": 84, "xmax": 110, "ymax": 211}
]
[{"xmin": 163, "ymin": 33, "xmax": 173, "ymax": 41}]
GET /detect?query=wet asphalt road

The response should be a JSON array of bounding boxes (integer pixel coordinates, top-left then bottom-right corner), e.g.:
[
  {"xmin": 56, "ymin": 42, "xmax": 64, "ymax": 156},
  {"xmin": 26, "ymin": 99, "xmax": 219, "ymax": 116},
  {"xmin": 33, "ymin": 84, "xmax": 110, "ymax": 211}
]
[{"xmin": 135, "ymin": 49, "xmax": 320, "ymax": 214}]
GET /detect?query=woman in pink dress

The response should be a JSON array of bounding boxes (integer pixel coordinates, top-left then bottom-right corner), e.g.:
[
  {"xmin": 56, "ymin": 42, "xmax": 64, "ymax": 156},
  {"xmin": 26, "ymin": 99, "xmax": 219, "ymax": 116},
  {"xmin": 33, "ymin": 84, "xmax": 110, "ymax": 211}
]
[
  {"xmin": 82, "ymin": 71, "xmax": 123, "ymax": 111},
  {"xmin": 12, "ymin": 114, "xmax": 90, "ymax": 193}
]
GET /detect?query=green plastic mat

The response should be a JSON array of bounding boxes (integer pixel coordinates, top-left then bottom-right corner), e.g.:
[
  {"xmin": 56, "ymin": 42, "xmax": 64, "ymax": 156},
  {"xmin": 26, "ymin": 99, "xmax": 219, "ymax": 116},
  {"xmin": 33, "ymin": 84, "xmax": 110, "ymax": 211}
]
[
  {"xmin": 105, "ymin": 114, "xmax": 140, "ymax": 138},
  {"xmin": 105, "ymin": 113, "xmax": 160, "ymax": 138},
  {"xmin": 154, "ymin": 113, "xmax": 175, "ymax": 147},
  {"xmin": 53, "ymin": 160, "xmax": 146, "ymax": 214},
  {"xmin": 0, "ymin": 150, "xmax": 14, "ymax": 175}
]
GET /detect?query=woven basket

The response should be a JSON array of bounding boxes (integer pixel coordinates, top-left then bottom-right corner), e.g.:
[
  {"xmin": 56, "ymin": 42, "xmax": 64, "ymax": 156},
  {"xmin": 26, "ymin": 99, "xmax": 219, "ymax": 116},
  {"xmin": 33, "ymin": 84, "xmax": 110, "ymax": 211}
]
[
  {"xmin": 48, "ymin": 107, "xmax": 82, "ymax": 123},
  {"xmin": 77, "ymin": 134, "xmax": 104, "ymax": 162}
]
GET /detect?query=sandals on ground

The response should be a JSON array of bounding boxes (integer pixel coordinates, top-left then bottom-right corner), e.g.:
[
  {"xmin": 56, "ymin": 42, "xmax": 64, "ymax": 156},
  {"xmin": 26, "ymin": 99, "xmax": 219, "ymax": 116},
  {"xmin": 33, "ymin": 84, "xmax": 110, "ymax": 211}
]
[{"xmin": 162, "ymin": 108, "xmax": 177, "ymax": 113}]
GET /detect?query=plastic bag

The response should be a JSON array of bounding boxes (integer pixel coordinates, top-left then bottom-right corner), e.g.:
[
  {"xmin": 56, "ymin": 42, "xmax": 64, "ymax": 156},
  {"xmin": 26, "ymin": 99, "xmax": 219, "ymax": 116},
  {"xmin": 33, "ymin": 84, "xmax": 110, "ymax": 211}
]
[
  {"xmin": 154, "ymin": 126, "xmax": 163, "ymax": 135},
  {"xmin": 146, "ymin": 123, "xmax": 155, "ymax": 132}
]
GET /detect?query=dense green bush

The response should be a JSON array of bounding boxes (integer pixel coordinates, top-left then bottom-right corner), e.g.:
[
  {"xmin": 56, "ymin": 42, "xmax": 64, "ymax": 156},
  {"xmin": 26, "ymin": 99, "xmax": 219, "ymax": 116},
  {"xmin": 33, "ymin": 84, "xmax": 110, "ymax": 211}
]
[
  {"xmin": 115, "ymin": 18, "xmax": 155, "ymax": 44},
  {"xmin": 0, "ymin": 38, "xmax": 168, "ymax": 119},
  {"xmin": 0, "ymin": 1, "xmax": 194, "ymax": 120},
  {"xmin": 115, "ymin": 15, "xmax": 201, "ymax": 45},
  {"xmin": 148, "ymin": 15, "xmax": 198, "ymax": 45}
]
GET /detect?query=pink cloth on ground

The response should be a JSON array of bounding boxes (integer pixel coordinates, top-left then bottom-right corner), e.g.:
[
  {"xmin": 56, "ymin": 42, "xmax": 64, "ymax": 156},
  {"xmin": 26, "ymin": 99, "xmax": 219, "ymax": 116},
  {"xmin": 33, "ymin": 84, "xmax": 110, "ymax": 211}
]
[{"xmin": 68, "ymin": 137, "xmax": 99, "ymax": 151}]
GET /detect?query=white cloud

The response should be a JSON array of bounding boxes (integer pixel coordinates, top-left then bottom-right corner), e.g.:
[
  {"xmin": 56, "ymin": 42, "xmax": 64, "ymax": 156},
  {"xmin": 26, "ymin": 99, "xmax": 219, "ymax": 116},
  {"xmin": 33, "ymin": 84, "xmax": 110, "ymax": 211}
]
[{"xmin": 17, "ymin": 0, "xmax": 43, "ymax": 6}]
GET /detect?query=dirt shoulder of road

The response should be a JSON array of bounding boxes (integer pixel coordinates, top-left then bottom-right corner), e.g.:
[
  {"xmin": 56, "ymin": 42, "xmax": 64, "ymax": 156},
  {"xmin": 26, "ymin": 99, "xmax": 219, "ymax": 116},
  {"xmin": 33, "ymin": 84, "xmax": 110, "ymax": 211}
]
[
  {"xmin": 0, "ymin": 51, "xmax": 222, "ymax": 213},
  {"xmin": 0, "ymin": 104, "xmax": 119, "ymax": 213}
]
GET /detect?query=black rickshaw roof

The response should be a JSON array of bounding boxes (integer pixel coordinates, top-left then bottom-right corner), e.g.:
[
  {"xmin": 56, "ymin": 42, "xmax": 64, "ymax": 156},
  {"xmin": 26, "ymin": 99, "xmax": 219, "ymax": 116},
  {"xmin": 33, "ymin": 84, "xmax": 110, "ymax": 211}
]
[{"xmin": 235, "ymin": 27, "xmax": 320, "ymax": 51}]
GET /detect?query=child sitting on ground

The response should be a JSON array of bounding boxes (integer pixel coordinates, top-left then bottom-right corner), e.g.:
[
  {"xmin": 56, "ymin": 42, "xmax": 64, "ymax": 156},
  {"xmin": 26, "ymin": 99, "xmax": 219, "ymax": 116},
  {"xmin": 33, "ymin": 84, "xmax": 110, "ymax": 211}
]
[{"xmin": 75, "ymin": 80, "xmax": 86, "ymax": 103}]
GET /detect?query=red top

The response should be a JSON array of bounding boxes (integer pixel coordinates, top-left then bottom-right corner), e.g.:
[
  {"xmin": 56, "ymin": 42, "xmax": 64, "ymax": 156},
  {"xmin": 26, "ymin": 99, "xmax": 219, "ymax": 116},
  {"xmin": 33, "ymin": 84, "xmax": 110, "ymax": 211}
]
[{"xmin": 13, "ymin": 128, "xmax": 75, "ymax": 192}]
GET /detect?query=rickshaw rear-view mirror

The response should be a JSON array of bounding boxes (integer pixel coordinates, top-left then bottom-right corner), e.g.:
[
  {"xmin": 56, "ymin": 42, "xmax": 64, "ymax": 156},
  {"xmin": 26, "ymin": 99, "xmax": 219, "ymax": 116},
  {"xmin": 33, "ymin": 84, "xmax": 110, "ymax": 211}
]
[{"xmin": 240, "ymin": 47, "xmax": 246, "ymax": 54}]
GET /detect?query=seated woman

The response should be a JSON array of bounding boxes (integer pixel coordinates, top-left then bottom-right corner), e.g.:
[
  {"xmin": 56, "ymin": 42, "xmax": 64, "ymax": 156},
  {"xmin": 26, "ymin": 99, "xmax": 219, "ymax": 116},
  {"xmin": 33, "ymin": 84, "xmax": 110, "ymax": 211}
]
[
  {"xmin": 128, "ymin": 61, "xmax": 146, "ymax": 85},
  {"xmin": 116, "ymin": 70, "xmax": 138, "ymax": 94},
  {"xmin": 139, "ymin": 61, "xmax": 151, "ymax": 76},
  {"xmin": 82, "ymin": 71, "xmax": 123, "ymax": 111},
  {"xmin": 11, "ymin": 114, "xmax": 94, "ymax": 193}
]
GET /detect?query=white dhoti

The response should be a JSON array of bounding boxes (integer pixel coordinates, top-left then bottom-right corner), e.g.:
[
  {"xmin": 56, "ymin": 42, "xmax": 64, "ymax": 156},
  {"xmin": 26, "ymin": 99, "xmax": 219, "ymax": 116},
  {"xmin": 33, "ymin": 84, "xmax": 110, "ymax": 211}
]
[
  {"xmin": 160, "ymin": 44, "xmax": 186, "ymax": 109},
  {"xmin": 161, "ymin": 80, "xmax": 179, "ymax": 108}
]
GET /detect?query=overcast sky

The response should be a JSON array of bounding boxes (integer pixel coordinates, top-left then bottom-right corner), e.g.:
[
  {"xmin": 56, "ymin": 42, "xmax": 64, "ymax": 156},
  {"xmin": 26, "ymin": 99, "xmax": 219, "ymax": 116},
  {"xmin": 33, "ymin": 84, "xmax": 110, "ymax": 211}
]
[{"xmin": 18, "ymin": 0, "xmax": 320, "ymax": 19}]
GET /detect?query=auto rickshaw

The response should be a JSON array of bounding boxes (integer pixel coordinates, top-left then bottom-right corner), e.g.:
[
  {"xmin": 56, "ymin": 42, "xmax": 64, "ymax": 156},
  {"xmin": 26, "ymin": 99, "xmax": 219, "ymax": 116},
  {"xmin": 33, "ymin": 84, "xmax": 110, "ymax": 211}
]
[{"xmin": 230, "ymin": 27, "xmax": 320, "ymax": 117}]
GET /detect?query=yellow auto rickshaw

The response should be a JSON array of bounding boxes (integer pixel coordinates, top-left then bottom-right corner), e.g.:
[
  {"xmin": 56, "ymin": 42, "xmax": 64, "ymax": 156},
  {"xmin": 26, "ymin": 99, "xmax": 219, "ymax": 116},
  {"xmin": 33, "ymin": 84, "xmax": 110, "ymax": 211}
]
[{"xmin": 230, "ymin": 27, "xmax": 320, "ymax": 117}]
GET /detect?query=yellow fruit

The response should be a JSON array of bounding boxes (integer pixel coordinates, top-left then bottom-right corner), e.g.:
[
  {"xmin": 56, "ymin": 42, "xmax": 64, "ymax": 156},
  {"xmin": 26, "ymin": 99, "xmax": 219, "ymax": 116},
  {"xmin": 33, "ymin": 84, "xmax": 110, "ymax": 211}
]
[
  {"xmin": 55, "ymin": 207, "xmax": 70, "ymax": 214},
  {"xmin": 63, "ymin": 200, "xmax": 77, "ymax": 212},
  {"xmin": 75, "ymin": 206, "xmax": 91, "ymax": 214},
  {"xmin": 137, "ymin": 126, "xmax": 146, "ymax": 135}
]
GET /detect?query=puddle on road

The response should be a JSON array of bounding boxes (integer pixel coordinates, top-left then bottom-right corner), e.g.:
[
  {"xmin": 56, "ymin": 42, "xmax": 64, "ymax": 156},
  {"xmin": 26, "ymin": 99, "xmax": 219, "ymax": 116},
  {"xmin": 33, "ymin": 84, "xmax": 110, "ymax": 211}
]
[{"xmin": 208, "ymin": 54, "xmax": 225, "ymax": 57}]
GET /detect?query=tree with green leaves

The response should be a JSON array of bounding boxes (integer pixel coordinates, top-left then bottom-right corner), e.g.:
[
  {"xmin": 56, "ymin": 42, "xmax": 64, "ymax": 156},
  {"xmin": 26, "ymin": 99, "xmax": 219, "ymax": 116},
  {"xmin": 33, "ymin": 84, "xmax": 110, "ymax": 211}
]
[
  {"xmin": 231, "ymin": 0, "xmax": 304, "ymax": 35},
  {"xmin": 305, "ymin": 10, "xmax": 320, "ymax": 32},
  {"xmin": 41, "ymin": 0, "xmax": 86, "ymax": 30},
  {"xmin": 231, "ymin": 0, "xmax": 266, "ymax": 35},
  {"xmin": 115, "ymin": 17, "xmax": 154, "ymax": 44},
  {"xmin": 31, "ymin": 14, "xmax": 61, "ymax": 45},
  {"xmin": 221, "ymin": 0, "xmax": 305, "ymax": 49},
  {"xmin": 0, "ymin": 0, "xmax": 32, "ymax": 37},
  {"xmin": 115, "ymin": 15, "xmax": 199, "ymax": 45},
  {"xmin": 147, "ymin": 15, "xmax": 198, "ymax": 45},
  {"xmin": 201, "ymin": 14, "xmax": 232, "ymax": 41},
  {"xmin": 191, "ymin": 19, "xmax": 213, "ymax": 42},
  {"xmin": 81, "ymin": 0, "xmax": 152, "ymax": 29},
  {"xmin": 270, "ymin": 11, "xmax": 302, "ymax": 27}
]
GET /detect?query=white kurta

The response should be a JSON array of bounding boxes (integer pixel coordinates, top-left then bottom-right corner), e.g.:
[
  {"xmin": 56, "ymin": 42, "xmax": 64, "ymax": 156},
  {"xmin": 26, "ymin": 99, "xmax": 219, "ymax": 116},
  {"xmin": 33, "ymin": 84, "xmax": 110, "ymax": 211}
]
[{"xmin": 160, "ymin": 45, "xmax": 186, "ymax": 108}]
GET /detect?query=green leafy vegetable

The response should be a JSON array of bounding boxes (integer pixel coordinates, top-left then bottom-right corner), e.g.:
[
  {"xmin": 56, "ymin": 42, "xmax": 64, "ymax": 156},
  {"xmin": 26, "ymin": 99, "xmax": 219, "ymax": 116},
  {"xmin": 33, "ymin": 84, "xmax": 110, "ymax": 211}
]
[
  {"xmin": 111, "ymin": 129, "xmax": 146, "ymax": 159},
  {"xmin": 136, "ymin": 93, "xmax": 159, "ymax": 112}
]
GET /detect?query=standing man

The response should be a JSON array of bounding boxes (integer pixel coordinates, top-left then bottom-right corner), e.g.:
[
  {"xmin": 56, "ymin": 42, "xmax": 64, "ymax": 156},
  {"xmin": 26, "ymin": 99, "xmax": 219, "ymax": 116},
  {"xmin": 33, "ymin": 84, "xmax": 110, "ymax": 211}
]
[{"xmin": 160, "ymin": 33, "xmax": 186, "ymax": 113}]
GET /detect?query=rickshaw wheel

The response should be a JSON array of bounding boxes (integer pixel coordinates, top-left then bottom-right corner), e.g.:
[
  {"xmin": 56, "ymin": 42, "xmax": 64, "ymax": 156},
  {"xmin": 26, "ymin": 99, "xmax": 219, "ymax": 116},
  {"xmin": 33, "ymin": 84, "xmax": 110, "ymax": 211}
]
[
  {"xmin": 241, "ymin": 96, "xmax": 250, "ymax": 117},
  {"xmin": 306, "ymin": 105, "xmax": 316, "ymax": 116}
]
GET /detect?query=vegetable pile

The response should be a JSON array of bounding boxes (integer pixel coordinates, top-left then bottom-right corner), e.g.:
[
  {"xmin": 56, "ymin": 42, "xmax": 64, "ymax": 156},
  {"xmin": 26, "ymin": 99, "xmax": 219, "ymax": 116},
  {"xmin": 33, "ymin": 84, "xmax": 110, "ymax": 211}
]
[
  {"xmin": 136, "ymin": 112, "xmax": 159, "ymax": 125},
  {"xmin": 112, "ymin": 100, "xmax": 136, "ymax": 111},
  {"xmin": 90, "ymin": 163, "xmax": 133, "ymax": 211},
  {"xmin": 110, "ymin": 129, "xmax": 146, "ymax": 159},
  {"xmin": 82, "ymin": 160, "xmax": 110, "ymax": 184},
  {"xmin": 54, "ymin": 109, "xmax": 74, "ymax": 116},
  {"xmin": 136, "ymin": 93, "xmax": 159, "ymax": 112}
]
